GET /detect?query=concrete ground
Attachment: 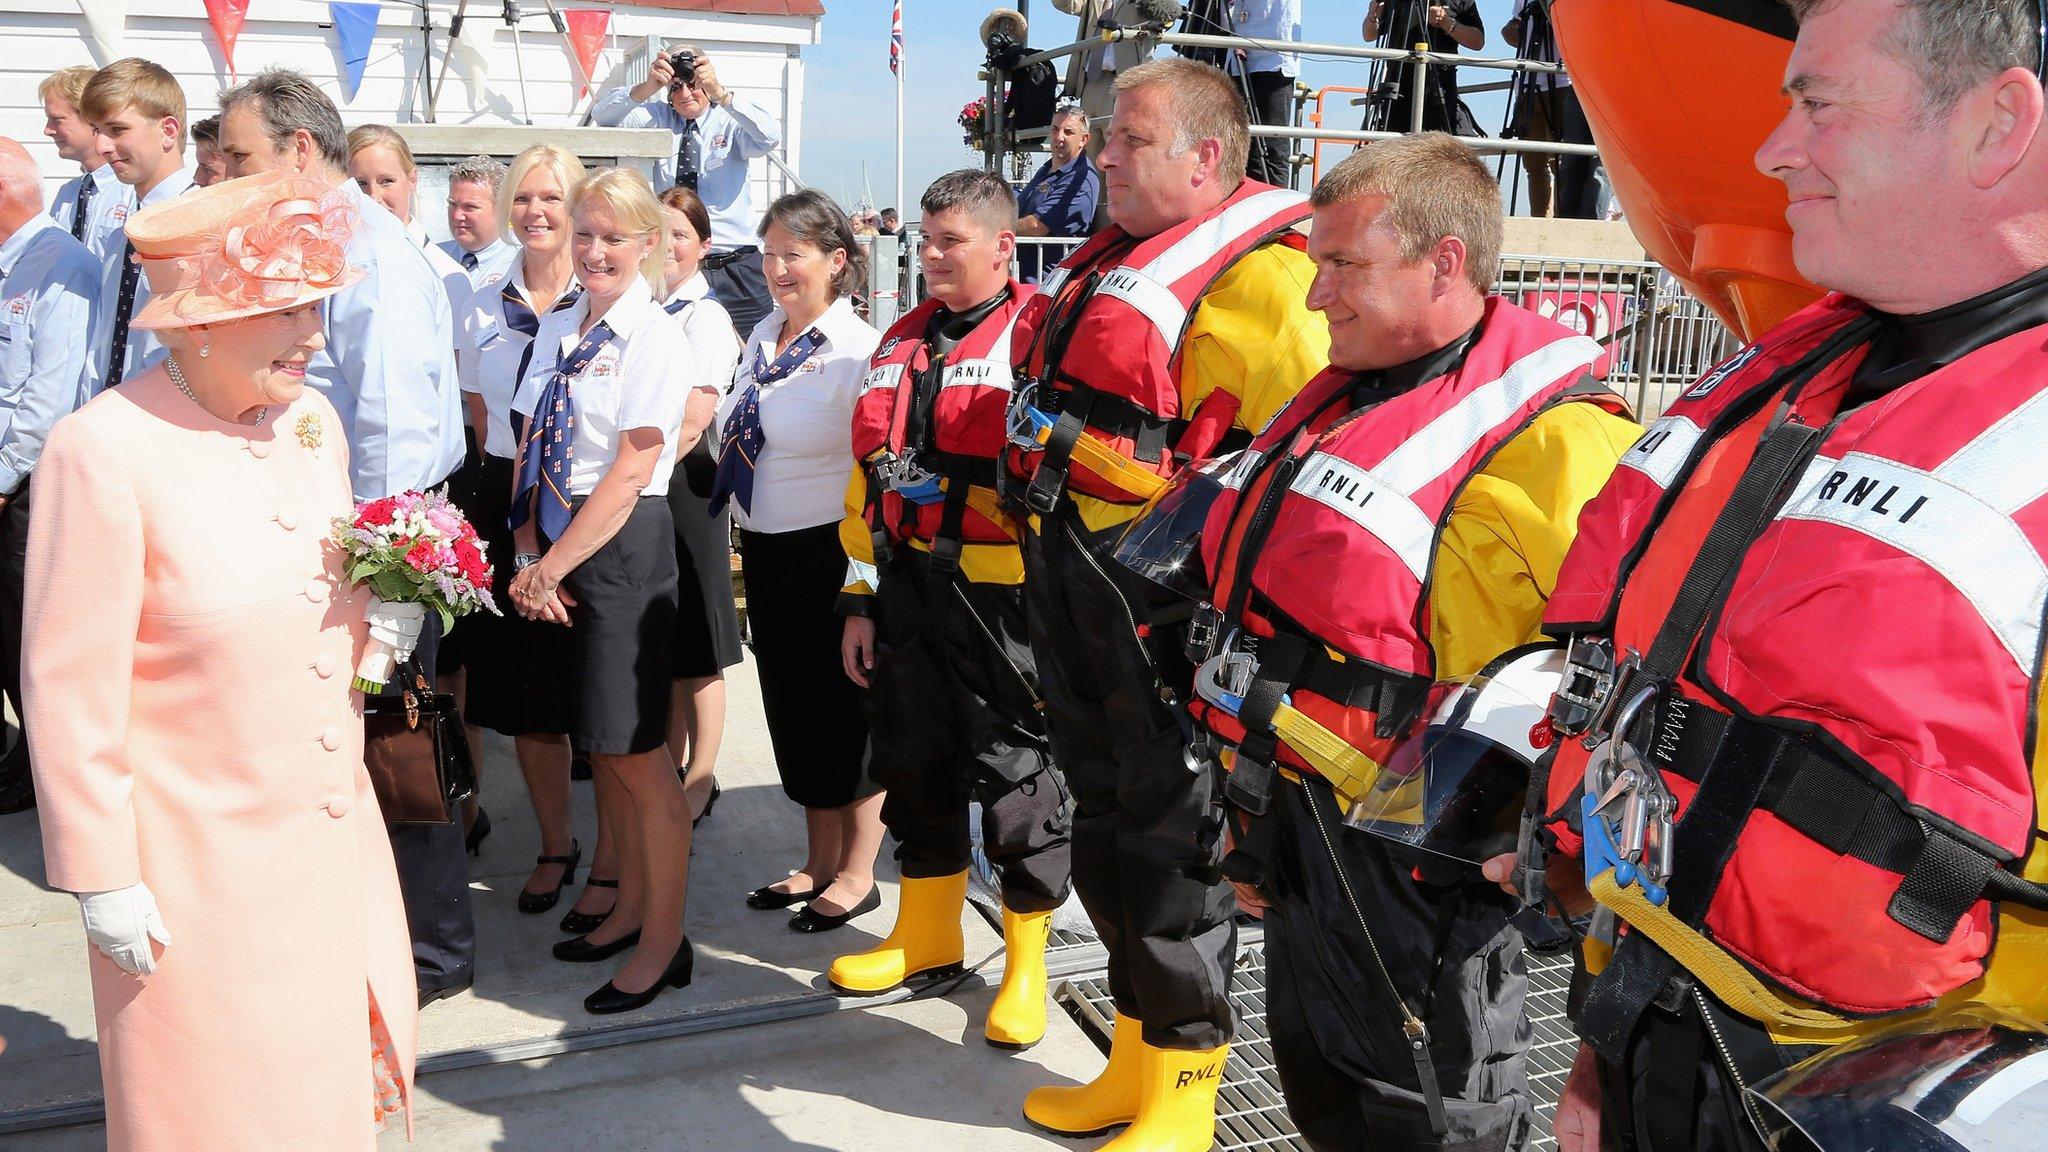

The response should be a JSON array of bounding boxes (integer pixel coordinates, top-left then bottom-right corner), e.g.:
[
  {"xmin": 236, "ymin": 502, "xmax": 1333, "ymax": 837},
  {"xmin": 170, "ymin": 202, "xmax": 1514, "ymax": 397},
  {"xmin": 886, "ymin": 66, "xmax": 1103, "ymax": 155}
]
[{"xmin": 0, "ymin": 654, "xmax": 1114, "ymax": 1151}]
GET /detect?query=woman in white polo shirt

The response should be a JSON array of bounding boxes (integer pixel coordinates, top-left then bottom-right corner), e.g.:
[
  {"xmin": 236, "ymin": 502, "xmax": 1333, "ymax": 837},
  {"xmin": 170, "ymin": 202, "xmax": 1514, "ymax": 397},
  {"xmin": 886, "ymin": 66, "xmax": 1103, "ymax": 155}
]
[
  {"xmin": 713, "ymin": 190, "xmax": 885, "ymax": 934},
  {"xmin": 508, "ymin": 167, "xmax": 695, "ymax": 1015}
]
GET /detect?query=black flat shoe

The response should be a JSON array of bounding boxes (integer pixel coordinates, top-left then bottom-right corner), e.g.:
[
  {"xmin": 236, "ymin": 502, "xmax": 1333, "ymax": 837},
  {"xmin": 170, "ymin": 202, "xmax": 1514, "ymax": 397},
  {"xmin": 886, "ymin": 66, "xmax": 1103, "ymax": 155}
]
[
  {"xmin": 788, "ymin": 887, "xmax": 882, "ymax": 933},
  {"xmin": 747, "ymin": 882, "xmax": 820, "ymax": 910},
  {"xmin": 464, "ymin": 808, "xmax": 493, "ymax": 857},
  {"xmin": 691, "ymin": 779, "xmax": 722, "ymax": 828},
  {"xmin": 584, "ymin": 938, "xmax": 694, "ymax": 1015},
  {"xmin": 559, "ymin": 877, "xmax": 619, "ymax": 935},
  {"xmin": 553, "ymin": 928, "xmax": 641, "ymax": 963},
  {"xmin": 418, "ymin": 983, "xmax": 469, "ymax": 1009},
  {"xmin": 517, "ymin": 840, "xmax": 582, "ymax": 914}
]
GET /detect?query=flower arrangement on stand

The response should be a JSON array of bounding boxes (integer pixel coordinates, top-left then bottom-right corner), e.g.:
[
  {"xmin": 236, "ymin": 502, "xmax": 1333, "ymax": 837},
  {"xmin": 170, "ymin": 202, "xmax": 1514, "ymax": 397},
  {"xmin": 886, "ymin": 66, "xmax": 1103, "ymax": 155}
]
[{"xmin": 959, "ymin": 95, "xmax": 992, "ymax": 152}]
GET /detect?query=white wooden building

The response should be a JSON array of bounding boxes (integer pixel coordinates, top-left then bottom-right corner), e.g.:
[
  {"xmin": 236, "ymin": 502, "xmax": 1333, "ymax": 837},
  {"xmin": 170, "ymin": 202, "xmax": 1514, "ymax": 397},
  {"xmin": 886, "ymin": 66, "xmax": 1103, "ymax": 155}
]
[{"xmin": 6, "ymin": 0, "xmax": 823, "ymax": 232}]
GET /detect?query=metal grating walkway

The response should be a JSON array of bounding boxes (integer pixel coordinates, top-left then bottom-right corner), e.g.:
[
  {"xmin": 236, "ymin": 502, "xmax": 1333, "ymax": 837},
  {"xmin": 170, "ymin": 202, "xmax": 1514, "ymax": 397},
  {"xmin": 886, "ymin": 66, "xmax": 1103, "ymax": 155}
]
[{"xmin": 1055, "ymin": 943, "xmax": 1576, "ymax": 1152}]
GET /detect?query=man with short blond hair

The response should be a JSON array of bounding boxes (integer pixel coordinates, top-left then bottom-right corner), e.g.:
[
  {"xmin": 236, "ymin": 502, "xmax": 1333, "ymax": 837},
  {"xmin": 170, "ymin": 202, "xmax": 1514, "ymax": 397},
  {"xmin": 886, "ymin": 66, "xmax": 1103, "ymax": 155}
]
[
  {"xmin": 79, "ymin": 58, "xmax": 190, "ymax": 392},
  {"xmin": 1005, "ymin": 56, "xmax": 1329, "ymax": 1148},
  {"xmin": 40, "ymin": 66, "xmax": 126, "ymax": 253}
]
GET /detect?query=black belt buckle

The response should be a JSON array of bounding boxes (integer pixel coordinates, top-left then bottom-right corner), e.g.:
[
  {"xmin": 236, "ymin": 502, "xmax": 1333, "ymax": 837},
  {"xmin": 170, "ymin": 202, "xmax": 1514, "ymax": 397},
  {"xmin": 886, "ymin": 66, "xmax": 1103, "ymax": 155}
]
[
  {"xmin": 1023, "ymin": 459, "xmax": 1064, "ymax": 516},
  {"xmin": 1186, "ymin": 604, "xmax": 1224, "ymax": 663},
  {"xmin": 1552, "ymin": 636, "xmax": 1621, "ymax": 738}
]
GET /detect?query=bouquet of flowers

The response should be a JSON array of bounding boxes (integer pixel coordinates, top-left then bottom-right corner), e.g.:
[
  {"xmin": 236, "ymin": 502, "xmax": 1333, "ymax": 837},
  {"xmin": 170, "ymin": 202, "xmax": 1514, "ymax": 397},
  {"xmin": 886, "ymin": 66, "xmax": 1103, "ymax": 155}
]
[
  {"xmin": 331, "ymin": 489, "xmax": 499, "ymax": 693},
  {"xmin": 959, "ymin": 96, "xmax": 991, "ymax": 149}
]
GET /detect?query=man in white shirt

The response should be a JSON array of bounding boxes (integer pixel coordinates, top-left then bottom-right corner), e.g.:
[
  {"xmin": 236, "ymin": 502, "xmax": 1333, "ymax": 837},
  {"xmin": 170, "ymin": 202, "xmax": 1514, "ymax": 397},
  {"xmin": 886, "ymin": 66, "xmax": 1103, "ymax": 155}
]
[
  {"xmin": 592, "ymin": 47, "xmax": 783, "ymax": 336},
  {"xmin": 438, "ymin": 154, "xmax": 517, "ymax": 287},
  {"xmin": 41, "ymin": 67, "xmax": 129, "ymax": 258},
  {"xmin": 80, "ymin": 59, "xmax": 194, "ymax": 394},
  {"xmin": 217, "ymin": 68, "xmax": 474, "ymax": 1007},
  {"xmin": 1223, "ymin": 0, "xmax": 1303, "ymax": 187}
]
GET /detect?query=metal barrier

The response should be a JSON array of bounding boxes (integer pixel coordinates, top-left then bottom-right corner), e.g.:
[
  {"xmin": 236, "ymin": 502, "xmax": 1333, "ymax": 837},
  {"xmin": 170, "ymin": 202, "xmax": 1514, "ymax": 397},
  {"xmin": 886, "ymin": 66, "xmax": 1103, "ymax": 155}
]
[{"xmin": 867, "ymin": 231, "xmax": 1739, "ymax": 417}]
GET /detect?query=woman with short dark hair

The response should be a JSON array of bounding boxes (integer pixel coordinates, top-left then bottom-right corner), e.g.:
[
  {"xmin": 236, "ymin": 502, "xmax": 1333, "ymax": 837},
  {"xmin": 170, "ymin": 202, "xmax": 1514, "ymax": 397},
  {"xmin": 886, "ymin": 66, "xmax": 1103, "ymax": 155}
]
[{"xmin": 713, "ymin": 190, "xmax": 886, "ymax": 932}]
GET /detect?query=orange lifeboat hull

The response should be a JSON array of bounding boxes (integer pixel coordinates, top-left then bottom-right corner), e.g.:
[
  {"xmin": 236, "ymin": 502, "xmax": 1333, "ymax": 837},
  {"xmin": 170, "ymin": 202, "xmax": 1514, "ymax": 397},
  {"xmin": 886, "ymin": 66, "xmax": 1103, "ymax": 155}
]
[{"xmin": 1553, "ymin": 0, "xmax": 1822, "ymax": 339}]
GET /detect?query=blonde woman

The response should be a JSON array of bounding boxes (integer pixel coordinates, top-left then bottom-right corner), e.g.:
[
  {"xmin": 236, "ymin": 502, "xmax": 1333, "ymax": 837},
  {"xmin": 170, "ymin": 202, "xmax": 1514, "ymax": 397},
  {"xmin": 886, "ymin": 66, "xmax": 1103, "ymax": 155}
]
[
  {"xmin": 461, "ymin": 144, "xmax": 587, "ymax": 916},
  {"xmin": 508, "ymin": 168, "xmax": 697, "ymax": 1014},
  {"xmin": 345, "ymin": 125, "xmax": 468, "ymax": 295}
]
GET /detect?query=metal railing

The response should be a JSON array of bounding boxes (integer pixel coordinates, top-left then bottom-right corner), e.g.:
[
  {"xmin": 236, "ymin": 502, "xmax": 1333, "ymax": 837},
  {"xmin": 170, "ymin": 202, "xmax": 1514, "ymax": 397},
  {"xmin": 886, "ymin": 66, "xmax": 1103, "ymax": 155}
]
[
  {"xmin": 862, "ymin": 230, "xmax": 1739, "ymax": 419},
  {"xmin": 980, "ymin": 29, "xmax": 1599, "ymax": 191}
]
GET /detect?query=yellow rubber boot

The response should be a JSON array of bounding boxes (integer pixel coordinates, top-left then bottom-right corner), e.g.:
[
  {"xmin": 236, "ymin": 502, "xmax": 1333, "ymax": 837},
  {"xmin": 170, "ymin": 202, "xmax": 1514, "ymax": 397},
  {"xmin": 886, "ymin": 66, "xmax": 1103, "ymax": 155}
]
[
  {"xmin": 826, "ymin": 871, "xmax": 968, "ymax": 995},
  {"xmin": 984, "ymin": 907, "xmax": 1054, "ymax": 1050},
  {"xmin": 1023, "ymin": 1011, "xmax": 1145, "ymax": 1136},
  {"xmin": 1098, "ymin": 1042, "xmax": 1230, "ymax": 1152}
]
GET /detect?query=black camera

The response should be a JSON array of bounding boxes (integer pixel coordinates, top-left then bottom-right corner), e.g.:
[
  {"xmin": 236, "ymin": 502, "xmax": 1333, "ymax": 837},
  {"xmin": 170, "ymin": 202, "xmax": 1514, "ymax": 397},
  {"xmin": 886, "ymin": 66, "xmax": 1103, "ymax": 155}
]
[{"xmin": 668, "ymin": 50, "xmax": 697, "ymax": 87}]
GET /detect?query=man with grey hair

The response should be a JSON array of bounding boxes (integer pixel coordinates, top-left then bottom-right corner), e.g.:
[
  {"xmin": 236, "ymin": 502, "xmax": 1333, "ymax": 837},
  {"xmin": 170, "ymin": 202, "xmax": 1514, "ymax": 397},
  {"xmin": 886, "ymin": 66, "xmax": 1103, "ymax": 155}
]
[
  {"xmin": 0, "ymin": 136, "xmax": 97, "ymax": 815},
  {"xmin": 218, "ymin": 68, "xmax": 475, "ymax": 1010},
  {"xmin": 438, "ymin": 154, "xmax": 514, "ymax": 287},
  {"xmin": 1489, "ymin": 2, "xmax": 2048, "ymax": 1150},
  {"xmin": 1014, "ymin": 103, "xmax": 1098, "ymax": 282}
]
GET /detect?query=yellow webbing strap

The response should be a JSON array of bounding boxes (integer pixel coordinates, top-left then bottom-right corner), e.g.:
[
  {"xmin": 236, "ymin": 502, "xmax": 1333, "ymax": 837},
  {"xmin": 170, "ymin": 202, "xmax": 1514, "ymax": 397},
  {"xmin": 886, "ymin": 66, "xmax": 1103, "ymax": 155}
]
[
  {"xmin": 1022, "ymin": 420, "xmax": 1170, "ymax": 501},
  {"xmin": 1269, "ymin": 700, "xmax": 1384, "ymax": 810},
  {"xmin": 1588, "ymin": 871, "xmax": 1858, "ymax": 1042}
]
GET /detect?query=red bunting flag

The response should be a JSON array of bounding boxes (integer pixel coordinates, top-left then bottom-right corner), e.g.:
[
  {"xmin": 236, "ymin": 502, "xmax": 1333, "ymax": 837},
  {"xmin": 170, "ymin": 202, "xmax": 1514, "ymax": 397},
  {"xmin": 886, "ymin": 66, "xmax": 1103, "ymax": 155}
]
[
  {"xmin": 563, "ymin": 9, "xmax": 609, "ymax": 97},
  {"xmin": 203, "ymin": 0, "xmax": 249, "ymax": 78}
]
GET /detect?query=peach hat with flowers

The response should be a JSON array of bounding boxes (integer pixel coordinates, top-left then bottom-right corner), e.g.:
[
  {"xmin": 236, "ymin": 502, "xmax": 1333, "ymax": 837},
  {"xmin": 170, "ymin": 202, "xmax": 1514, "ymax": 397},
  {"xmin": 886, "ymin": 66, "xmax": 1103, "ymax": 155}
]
[{"xmin": 124, "ymin": 170, "xmax": 364, "ymax": 331}]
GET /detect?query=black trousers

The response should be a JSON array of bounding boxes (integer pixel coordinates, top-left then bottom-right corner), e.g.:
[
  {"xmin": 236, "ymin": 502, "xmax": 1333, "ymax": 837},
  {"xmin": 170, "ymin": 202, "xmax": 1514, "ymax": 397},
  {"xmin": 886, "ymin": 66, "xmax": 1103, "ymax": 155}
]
[
  {"xmin": 1593, "ymin": 975, "xmax": 1816, "ymax": 1152},
  {"xmin": 1260, "ymin": 777, "xmax": 1533, "ymax": 1152},
  {"xmin": 0, "ymin": 481, "xmax": 29, "ymax": 769},
  {"xmin": 1021, "ymin": 510, "xmax": 1235, "ymax": 1050},
  {"xmin": 867, "ymin": 548, "xmax": 1072, "ymax": 913},
  {"xmin": 1246, "ymin": 69, "xmax": 1296, "ymax": 188},
  {"xmin": 705, "ymin": 247, "xmax": 772, "ymax": 341},
  {"xmin": 1555, "ymin": 88, "xmax": 1601, "ymax": 221},
  {"xmin": 379, "ymin": 620, "xmax": 478, "ymax": 994}
]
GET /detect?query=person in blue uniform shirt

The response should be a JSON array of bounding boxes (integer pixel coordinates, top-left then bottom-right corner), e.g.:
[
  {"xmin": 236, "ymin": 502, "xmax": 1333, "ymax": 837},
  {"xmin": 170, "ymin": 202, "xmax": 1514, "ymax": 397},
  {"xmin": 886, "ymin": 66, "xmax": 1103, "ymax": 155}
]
[
  {"xmin": 591, "ymin": 46, "xmax": 782, "ymax": 337},
  {"xmin": 215, "ymin": 68, "xmax": 474, "ymax": 1008},
  {"xmin": 0, "ymin": 137, "xmax": 99, "ymax": 815},
  {"xmin": 80, "ymin": 59, "xmax": 193, "ymax": 394},
  {"xmin": 41, "ymin": 67, "xmax": 129, "ymax": 257},
  {"xmin": 1014, "ymin": 103, "xmax": 1099, "ymax": 282},
  {"xmin": 438, "ymin": 155, "xmax": 518, "ymax": 288}
]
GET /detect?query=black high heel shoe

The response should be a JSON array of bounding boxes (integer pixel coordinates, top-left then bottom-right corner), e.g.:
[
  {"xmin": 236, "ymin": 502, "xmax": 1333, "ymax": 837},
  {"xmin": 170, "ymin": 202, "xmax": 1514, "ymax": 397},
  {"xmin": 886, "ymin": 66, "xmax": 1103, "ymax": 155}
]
[
  {"xmin": 746, "ymin": 881, "xmax": 820, "ymax": 910},
  {"xmin": 517, "ymin": 840, "xmax": 582, "ymax": 914},
  {"xmin": 584, "ymin": 937, "xmax": 694, "ymax": 1015},
  {"xmin": 788, "ymin": 887, "xmax": 882, "ymax": 933},
  {"xmin": 559, "ymin": 877, "xmax": 619, "ymax": 935},
  {"xmin": 553, "ymin": 927, "xmax": 642, "ymax": 963},
  {"xmin": 691, "ymin": 779, "xmax": 722, "ymax": 828},
  {"xmin": 464, "ymin": 808, "xmax": 492, "ymax": 856}
]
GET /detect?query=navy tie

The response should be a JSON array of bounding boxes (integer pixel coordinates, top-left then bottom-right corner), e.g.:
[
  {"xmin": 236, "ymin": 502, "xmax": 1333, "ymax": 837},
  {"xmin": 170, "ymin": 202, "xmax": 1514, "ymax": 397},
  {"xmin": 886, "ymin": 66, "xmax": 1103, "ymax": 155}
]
[
  {"xmin": 709, "ymin": 328, "xmax": 826, "ymax": 517},
  {"xmin": 70, "ymin": 178, "xmax": 94, "ymax": 241},
  {"xmin": 676, "ymin": 120, "xmax": 701, "ymax": 192},
  {"xmin": 103, "ymin": 240, "xmax": 140, "ymax": 391},
  {"xmin": 510, "ymin": 316, "xmax": 617, "ymax": 542},
  {"xmin": 460, "ymin": 249, "xmax": 479, "ymax": 271}
]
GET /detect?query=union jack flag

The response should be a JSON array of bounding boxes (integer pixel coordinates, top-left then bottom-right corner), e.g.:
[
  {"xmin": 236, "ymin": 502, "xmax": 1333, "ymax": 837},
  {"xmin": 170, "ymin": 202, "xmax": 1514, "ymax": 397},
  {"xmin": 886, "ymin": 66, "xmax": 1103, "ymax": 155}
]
[{"xmin": 889, "ymin": 0, "xmax": 903, "ymax": 75}]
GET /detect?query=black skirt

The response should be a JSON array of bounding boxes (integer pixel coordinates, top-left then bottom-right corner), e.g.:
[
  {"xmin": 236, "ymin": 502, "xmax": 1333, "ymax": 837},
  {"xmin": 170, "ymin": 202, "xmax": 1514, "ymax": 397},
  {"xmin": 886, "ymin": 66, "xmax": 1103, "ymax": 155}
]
[
  {"xmin": 454, "ymin": 454, "xmax": 575, "ymax": 738},
  {"xmin": 668, "ymin": 444, "xmax": 743, "ymax": 679},
  {"xmin": 738, "ymin": 522, "xmax": 875, "ymax": 808},
  {"xmin": 556, "ymin": 495, "xmax": 679, "ymax": 756}
]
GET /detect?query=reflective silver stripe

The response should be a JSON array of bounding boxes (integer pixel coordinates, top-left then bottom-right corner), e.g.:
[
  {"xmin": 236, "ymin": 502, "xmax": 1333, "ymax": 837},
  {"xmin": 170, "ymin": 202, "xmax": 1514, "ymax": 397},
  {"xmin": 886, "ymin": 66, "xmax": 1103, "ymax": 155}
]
[
  {"xmin": 1038, "ymin": 265, "xmax": 1071, "ymax": 299},
  {"xmin": 1098, "ymin": 265, "xmax": 1189, "ymax": 347},
  {"xmin": 1929, "ymin": 385, "xmax": 2048, "ymax": 515},
  {"xmin": 860, "ymin": 364, "xmax": 904, "ymax": 396},
  {"xmin": 1219, "ymin": 449, "xmax": 1260, "ymax": 491},
  {"xmin": 845, "ymin": 558, "xmax": 881, "ymax": 591},
  {"xmin": 1619, "ymin": 415, "xmax": 1706, "ymax": 489},
  {"xmin": 984, "ymin": 307, "xmax": 1024, "ymax": 367},
  {"xmin": 1780, "ymin": 451, "xmax": 2048, "ymax": 671},
  {"xmin": 1290, "ymin": 452, "xmax": 1437, "ymax": 580},
  {"xmin": 1373, "ymin": 336, "xmax": 1603, "ymax": 495},
  {"xmin": 939, "ymin": 358, "xmax": 1014, "ymax": 392},
  {"xmin": 1140, "ymin": 188, "xmax": 1309, "ymax": 286}
]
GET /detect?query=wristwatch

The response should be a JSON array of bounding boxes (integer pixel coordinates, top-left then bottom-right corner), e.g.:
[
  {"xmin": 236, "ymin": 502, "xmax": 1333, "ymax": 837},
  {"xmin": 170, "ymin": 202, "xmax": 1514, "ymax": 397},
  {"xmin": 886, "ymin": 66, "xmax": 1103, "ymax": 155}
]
[{"xmin": 514, "ymin": 552, "xmax": 542, "ymax": 572}]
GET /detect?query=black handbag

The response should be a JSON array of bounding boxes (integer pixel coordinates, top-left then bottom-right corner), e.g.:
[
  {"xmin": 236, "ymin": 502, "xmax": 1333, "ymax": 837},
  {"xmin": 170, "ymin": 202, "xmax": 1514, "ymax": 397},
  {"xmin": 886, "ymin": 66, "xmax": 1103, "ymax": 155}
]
[{"xmin": 362, "ymin": 658, "xmax": 477, "ymax": 825}]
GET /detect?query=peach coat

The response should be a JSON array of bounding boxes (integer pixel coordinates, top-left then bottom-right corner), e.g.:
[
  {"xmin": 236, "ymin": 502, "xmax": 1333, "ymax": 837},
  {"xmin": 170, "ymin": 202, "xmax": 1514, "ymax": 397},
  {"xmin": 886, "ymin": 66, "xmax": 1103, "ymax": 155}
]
[{"xmin": 23, "ymin": 371, "xmax": 417, "ymax": 1151}]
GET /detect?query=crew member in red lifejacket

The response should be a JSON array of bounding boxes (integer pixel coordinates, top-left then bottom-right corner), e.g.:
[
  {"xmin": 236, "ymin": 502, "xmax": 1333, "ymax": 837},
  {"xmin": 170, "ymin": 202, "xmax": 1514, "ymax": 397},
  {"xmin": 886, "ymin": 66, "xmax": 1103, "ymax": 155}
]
[
  {"xmin": 1002, "ymin": 58, "xmax": 1331, "ymax": 1150},
  {"xmin": 1162, "ymin": 137, "xmax": 1638, "ymax": 1151},
  {"xmin": 1488, "ymin": 2, "xmax": 2048, "ymax": 1148},
  {"xmin": 828, "ymin": 170, "xmax": 1072, "ymax": 1051}
]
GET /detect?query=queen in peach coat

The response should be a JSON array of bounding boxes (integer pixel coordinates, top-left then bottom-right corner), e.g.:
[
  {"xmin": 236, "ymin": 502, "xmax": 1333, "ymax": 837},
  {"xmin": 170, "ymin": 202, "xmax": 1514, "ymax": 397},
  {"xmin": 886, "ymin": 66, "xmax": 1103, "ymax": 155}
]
[{"xmin": 24, "ymin": 172, "xmax": 417, "ymax": 1150}]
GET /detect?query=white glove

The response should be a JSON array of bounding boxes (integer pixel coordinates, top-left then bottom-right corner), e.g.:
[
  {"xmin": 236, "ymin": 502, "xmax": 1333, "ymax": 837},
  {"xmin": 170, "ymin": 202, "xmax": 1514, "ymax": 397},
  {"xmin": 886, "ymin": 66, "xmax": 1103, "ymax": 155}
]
[
  {"xmin": 79, "ymin": 882, "xmax": 171, "ymax": 976},
  {"xmin": 365, "ymin": 597, "xmax": 426, "ymax": 660}
]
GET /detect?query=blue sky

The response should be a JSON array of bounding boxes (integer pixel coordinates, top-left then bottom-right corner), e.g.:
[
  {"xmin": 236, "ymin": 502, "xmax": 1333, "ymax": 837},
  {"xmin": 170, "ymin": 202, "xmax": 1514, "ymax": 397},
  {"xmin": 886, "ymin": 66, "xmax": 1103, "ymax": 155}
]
[{"xmin": 800, "ymin": 1, "xmax": 1521, "ymax": 213}]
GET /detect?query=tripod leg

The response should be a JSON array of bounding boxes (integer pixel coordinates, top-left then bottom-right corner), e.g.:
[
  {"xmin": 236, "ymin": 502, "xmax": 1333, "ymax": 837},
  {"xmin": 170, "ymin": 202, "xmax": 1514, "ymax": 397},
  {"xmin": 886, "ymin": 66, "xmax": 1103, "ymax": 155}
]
[{"xmin": 428, "ymin": 0, "xmax": 469, "ymax": 122}]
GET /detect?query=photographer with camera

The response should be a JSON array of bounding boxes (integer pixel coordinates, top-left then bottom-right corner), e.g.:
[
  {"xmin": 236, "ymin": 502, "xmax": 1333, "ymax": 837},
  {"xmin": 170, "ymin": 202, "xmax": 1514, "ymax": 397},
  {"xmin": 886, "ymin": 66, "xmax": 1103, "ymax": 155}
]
[
  {"xmin": 1361, "ymin": 0, "xmax": 1484, "ymax": 135},
  {"xmin": 593, "ymin": 46, "xmax": 783, "ymax": 335}
]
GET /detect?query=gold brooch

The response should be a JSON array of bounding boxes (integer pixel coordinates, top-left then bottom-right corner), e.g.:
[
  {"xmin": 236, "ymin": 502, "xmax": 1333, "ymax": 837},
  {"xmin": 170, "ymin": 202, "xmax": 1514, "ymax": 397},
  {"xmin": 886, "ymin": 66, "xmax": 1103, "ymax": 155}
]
[{"xmin": 294, "ymin": 412, "xmax": 323, "ymax": 452}]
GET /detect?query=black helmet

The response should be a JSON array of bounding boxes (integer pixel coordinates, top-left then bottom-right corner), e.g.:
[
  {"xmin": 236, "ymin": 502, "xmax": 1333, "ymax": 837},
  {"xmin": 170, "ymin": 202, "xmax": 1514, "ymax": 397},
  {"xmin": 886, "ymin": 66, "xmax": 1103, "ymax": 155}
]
[
  {"xmin": 1747, "ymin": 1006, "xmax": 2048, "ymax": 1152},
  {"xmin": 1111, "ymin": 453, "xmax": 1240, "ymax": 604}
]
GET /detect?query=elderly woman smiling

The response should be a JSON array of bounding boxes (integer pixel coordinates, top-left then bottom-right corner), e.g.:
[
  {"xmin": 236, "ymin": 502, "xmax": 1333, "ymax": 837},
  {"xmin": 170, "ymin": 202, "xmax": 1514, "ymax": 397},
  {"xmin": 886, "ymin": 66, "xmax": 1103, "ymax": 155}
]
[{"xmin": 24, "ymin": 171, "xmax": 418, "ymax": 1150}]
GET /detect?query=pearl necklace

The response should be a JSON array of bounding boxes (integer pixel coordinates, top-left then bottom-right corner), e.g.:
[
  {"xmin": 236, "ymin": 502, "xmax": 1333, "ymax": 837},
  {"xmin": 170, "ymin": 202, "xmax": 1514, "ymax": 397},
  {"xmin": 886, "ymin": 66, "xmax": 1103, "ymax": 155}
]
[{"xmin": 167, "ymin": 356, "xmax": 267, "ymax": 426}]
